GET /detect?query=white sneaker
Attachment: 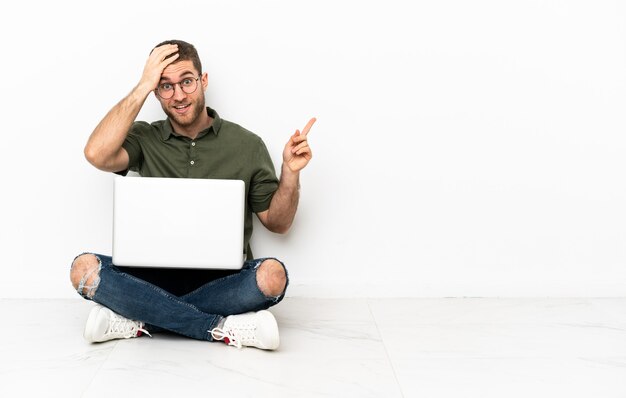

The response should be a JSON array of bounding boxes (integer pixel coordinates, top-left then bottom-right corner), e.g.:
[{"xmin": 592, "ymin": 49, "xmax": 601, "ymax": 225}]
[
  {"xmin": 84, "ymin": 304, "xmax": 150, "ymax": 343},
  {"xmin": 210, "ymin": 310, "xmax": 279, "ymax": 350}
]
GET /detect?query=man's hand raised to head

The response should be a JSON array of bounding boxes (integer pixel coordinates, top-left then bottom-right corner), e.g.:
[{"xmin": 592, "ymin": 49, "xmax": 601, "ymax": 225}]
[
  {"xmin": 283, "ymin": 117, "xmax": 316, "ymax": 173},
  {"xmin": 137, "ymin": 44, "xmax": 180, "ymax": 94}
]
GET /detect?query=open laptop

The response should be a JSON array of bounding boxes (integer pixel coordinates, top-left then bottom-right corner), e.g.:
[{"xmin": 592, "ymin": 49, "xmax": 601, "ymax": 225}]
[{"xmin": 112, "ymin": 176, "xmax": 245, "ymax": 270}]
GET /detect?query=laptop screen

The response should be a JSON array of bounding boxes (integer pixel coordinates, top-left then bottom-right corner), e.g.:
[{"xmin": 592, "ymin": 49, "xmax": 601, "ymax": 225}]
[{"xmin": 112, "ymin": 177, "xmax": 245, "ymax": 270}]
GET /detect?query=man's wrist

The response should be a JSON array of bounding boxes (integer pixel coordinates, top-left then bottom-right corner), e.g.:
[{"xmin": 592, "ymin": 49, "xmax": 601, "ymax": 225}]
[
  {"xmin": 132, "ymin": 81, "xmax": 155, "ymax": 100},
  {"xmin": 280, "ymin": 163, "xmax": 300, "ymax": 189}
]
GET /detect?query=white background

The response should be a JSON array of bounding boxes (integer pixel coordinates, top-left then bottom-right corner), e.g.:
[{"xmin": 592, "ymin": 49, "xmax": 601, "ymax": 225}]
[{"xmin": 0, "ymin": 0, "xmax": 624, "ymax": 298}]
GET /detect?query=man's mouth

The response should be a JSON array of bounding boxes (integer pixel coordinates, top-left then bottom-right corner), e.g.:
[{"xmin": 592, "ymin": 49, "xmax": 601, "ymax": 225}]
[{"xmin": 173, "ymin": 104, "xmax": 191, "ymax": 113}]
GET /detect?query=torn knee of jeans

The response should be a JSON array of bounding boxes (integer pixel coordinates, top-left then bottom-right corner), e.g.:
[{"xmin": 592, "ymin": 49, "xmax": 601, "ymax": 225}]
[
  {"xmin": 78, "ymin": 270, "xmax": 101, "ymax": 299},
  {"xmin": 71, "ymin": 253, "xmax": 102, "ymax": 299},
  {"xmin": 256, "ymin": 258, "xmax": 288, "ymax": 299}
]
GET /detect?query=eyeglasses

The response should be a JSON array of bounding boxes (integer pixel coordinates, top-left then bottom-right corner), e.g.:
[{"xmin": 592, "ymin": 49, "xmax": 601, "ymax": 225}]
[{"xmin": 156, "ymin": 76, "xmax": 200, "ymax": 99}]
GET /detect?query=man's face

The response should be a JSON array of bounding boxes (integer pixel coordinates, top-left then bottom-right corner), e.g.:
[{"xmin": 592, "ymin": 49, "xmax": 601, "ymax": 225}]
[{"xmin": 156, "ymin": 60, "xmax": 208, "ymax": 129}]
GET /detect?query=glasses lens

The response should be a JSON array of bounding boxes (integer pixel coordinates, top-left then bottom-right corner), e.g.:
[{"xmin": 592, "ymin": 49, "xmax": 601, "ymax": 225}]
[
  {"xmin": 158, "ymin": 83, "xmax": 174, "ymax": 99},
  {"xmin": 181, "ymin": 78, "xmax": 198, "ymax": 94}
]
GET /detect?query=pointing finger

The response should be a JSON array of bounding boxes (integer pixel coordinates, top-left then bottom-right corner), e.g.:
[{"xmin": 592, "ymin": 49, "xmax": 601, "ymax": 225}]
[{"xmin": 301, "ymin": 117, "xmax": 316, "ymax": 136}]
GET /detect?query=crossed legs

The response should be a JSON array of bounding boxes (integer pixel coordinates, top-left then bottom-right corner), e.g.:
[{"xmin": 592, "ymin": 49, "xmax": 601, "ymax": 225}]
[{"xmin": 69, "ymin": 253, "xmax": 288, "ymax": 341}]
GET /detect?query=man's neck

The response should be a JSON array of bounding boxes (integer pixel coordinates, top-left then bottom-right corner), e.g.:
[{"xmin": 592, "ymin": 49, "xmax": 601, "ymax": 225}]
[{"xmin": 172, "ymin": 112, "xmax": 213, "ymax": 140}]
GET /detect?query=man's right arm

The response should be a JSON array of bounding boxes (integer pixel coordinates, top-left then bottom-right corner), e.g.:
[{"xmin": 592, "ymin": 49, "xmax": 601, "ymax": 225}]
[
  {"xmin": 83, "ymin": 88, "xmax": 148, "ymax": 172},
  {"xmin": 84, "ymin": 44, "xmax": 180, "ymax": 172}
]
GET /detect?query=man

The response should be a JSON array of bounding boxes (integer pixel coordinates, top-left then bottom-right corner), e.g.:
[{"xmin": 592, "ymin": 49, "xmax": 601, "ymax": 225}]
[{"xmin": 70, "ymin": 40, "xmax": 315, "ymax": 350}]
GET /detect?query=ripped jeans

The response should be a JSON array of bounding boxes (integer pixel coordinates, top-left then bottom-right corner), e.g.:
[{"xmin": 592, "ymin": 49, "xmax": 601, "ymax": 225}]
[{"xmin": 71, "ymin": 253, "xmax": 288, "ymax": 341}]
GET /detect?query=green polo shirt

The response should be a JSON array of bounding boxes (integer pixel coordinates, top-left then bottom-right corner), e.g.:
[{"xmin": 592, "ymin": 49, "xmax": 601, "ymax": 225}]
[{"xmin": 120, "ymin": 107, "xmax": 279, "ymax": 261}]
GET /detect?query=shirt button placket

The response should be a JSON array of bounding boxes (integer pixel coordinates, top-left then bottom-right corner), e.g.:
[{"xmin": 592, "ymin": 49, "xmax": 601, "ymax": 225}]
[{"xmin": 189, "ymin": 141, "xmax": 196, "ymax": 175}]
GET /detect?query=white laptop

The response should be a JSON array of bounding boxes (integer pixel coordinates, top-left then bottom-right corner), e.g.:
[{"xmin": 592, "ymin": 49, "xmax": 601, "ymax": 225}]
[{"xmin": 112, "ymin": 176, "xmax": 245, "ymax": 269}]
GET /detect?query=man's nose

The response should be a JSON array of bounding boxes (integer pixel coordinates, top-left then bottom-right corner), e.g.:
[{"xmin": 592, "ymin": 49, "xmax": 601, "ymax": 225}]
[{"xmin": 172, "ymin": 83, "xmax": 186, "ymax": 100}]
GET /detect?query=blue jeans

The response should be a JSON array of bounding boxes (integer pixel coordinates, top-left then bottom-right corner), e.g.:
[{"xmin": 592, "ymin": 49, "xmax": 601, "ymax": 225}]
[{"xmin": 71, "ymin": 253, "xmax": 288, "ymax": 341}]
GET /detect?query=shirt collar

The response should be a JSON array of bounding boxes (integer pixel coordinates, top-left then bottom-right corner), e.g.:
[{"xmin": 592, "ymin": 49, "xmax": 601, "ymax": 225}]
[{"xmin": 161, "ymin": 107, "xmax": 222, "ymax": 140}]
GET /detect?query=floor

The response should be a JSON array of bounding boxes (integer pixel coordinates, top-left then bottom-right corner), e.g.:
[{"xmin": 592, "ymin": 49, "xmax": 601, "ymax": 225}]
[{"xmin": 0, "ymin": 298, "xmax": 625, "ymax": 397}]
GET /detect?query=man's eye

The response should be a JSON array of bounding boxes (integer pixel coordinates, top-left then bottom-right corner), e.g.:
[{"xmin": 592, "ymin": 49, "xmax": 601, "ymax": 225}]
[
  {"xmin": 182, "ymin": 78, "xmax": 193, "ymax": 86},
  {"xmin": 160, "ymin": 83, "xmax": 173, "ymax": 90}
]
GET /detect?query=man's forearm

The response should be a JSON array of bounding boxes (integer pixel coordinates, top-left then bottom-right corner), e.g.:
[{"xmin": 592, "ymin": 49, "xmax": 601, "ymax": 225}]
[
  {"xmin": 266, "ymin": 164, "xmax": 301, "ymax": 234},
  {"xmin": 84, "ymin": 84, "xmax": 151, "ymax": 169}
]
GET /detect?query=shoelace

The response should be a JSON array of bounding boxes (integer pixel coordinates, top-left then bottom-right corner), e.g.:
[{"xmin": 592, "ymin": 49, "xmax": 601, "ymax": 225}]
[
  {"xmin": 211, "ymin": 321, "xmax": 260, "ymax": 349},
  {"xmin": 211, "ymin": 328, "xmax": 242, "ymax": 349},
  {"xmin": 107, "ymin": 312, "xmax": 151, "ymax": 339}
]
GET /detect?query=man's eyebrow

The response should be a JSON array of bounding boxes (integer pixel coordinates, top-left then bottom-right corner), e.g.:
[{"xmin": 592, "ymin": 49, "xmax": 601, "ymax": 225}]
[{"xmin": 159, "ymin": 71, "xmax": 196, "ymax": 82}]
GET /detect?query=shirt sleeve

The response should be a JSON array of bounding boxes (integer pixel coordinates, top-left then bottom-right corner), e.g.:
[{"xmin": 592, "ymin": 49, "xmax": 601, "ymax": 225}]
[{"xmin": 248, "ymin": 138, "xmax": 279, "ymax": 213}]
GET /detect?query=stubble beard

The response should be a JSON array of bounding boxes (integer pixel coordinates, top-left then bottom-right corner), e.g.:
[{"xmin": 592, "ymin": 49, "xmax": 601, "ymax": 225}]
[{"xmin": 164, "ymin": 95, "xmax": 206, "ymax": 128}]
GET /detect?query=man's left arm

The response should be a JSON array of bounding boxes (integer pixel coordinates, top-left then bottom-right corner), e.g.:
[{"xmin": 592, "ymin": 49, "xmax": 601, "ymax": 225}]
[{"xmin": 257, "ymin": 117, "xmax": 316, "ymax": 234}]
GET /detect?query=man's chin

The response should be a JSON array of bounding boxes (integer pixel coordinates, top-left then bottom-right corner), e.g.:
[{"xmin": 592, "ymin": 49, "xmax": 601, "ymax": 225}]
[
  {"xmin": 165, "ymin": 105, "xmax": 203, "ymax": 127},
  {"xmin": 170, "ymin": 115, "xmax": 190, "ymax": 127},
  {"xmin": 166, "ymin": 111, "xmax": 193, "ymax": 127}
]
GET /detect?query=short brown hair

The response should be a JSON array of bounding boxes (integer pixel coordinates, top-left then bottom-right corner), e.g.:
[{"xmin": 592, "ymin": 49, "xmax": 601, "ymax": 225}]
[{"xmin": 152, "ymin": 39, "xmax": 202, "ymax": 75}]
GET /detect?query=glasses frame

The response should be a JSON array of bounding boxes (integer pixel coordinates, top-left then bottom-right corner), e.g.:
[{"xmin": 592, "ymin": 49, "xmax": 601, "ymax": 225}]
[{"xmin": 155, "ymin": 76, "xmax": 201, "ymax": 99}]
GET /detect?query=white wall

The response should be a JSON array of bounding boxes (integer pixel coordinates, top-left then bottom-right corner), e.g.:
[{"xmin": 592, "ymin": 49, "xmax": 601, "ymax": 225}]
[{"xmin": 0, "ymin": 0, "xmax": 624, "ymax": 298}]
